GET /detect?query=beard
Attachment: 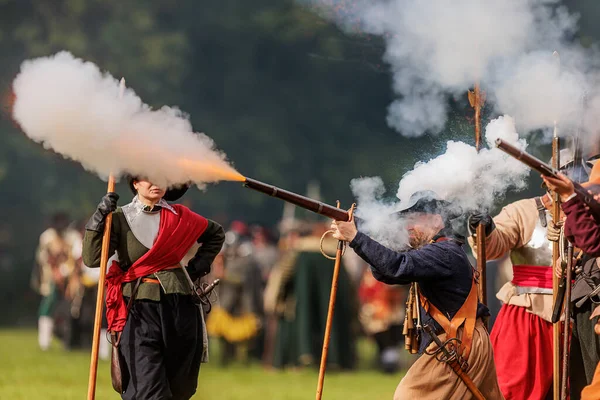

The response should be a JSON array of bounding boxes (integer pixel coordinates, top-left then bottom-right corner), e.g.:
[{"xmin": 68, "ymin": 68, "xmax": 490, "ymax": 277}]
[{"xmin": 408, "ymin": 230, "xmax": 432, "ymax": 249}]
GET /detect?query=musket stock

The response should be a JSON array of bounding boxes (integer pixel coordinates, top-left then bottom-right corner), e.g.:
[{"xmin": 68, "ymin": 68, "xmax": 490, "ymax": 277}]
[
  {"xmin": 243, "ymin": 178, "xmax": 351, "ymax": 222},
  {"xmin": 495, "ymin": 139, "xmax": 600, "ymax": 218}
]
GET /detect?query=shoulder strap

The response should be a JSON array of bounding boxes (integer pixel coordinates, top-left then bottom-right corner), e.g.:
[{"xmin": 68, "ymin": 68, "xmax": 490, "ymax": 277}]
[
  {"xmin": 419, "ymin": 275, "xmax": 479, "ymax": 360},
  {"xmin": 535, "ymin": 197, "xmax": 548, "ymax": 228}
]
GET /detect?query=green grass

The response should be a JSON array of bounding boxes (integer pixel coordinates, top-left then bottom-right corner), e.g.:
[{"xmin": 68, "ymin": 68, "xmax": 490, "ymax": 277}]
[{"xmin": 0, "ymin": 329, "xmax": 404, "ymax": 399}]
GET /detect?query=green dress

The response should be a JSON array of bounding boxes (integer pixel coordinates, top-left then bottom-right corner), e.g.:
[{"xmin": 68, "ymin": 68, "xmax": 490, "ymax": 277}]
[{"xmin": 272, "ymin": 236, "xmax": 356, "ymax": 370}]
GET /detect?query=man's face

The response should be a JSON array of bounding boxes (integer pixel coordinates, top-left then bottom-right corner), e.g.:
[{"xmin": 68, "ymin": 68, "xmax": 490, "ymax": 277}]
[
  {"xmin": 133, "ymin": 179, "xmax": 166, "ymax": 202},
  {"xmin": 405, "ymin": 212, "xmax": 444, "ymax": 248}
]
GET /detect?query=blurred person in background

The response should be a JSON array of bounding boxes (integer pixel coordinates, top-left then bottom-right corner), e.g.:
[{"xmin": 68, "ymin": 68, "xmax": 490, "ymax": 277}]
[
  {"xmin": 31, "ymin": 212, "xmax": 81, "ymax": 351},
  {"xmin": 357, "ymin": 267, "xmax": 406, "ymax": 373},
  {"xmin": 265, "ymin": 221, "xmax": 356, "ymax": 370},
  {"xmin": 207, "ymin": 220, "xmax": 263, "ymax": 365},
  {"xmin": 251, "ymin": 224, "xmax": 279, "ymax": 284}
]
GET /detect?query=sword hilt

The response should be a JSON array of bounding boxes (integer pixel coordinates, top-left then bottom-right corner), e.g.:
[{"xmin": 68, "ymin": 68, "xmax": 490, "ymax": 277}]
[{"xmin": 424, "ymin": 325, "xmax": 469, "ymax": 371}]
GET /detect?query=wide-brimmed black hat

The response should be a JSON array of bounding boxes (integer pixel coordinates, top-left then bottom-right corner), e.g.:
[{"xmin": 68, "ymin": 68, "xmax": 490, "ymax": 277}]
[
  {"xmin": 127, "ymin": 176, "xmax": 189, "ymax": 202},
  {"xmin": 393, "ymin": 190, "xmax": 452, "ymax": 217}
]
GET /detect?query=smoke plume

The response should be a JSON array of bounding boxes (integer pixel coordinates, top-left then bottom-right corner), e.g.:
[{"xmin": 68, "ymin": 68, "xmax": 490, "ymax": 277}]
[
  {"xmin": 352, "ymin": 116, "xmax": 529, "ymax": 248},
  {"xmin": 303, "ymin": 0, "xmax": 597, "ymax": 140},
  {"xmin": 12, "ymin": 51, "xmax": 242, "ymax": 188}
]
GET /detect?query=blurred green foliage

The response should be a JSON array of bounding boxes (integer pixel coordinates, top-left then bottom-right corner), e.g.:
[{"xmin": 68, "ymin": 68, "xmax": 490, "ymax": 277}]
[{"xmin": 0, "ymin": 0, "xmax": 598, "ymax": 324}]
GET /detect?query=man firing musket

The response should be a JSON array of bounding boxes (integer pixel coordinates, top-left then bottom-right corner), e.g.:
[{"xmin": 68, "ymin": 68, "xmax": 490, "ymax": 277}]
[
  {"xmin": 541, "ymin": 159, "xmax": 600, "ymax": 399},
  {"xmin": 497, "ymin": 139, "xmax": 600, "ymax": 399},
  {"xmin": 330, "ymin": 190, "xmax": 504, "ymax": 400},
  {"xmin": 465, "ymin": 149, "xmax": 585, "ymax": 400}
]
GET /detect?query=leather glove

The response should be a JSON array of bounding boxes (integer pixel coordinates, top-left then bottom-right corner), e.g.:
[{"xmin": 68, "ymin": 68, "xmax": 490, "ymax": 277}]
[
  {"xmin": 186, "ymin": 256, "xmax": 211, "ymax": 281},
  {"xmin": 467, "ymin": 212, "xmax": 495, "ymax": 237},
  {"xmin": 85, "ymin": 192, "xmax": 119, "ymax": 232},
  {"xmin": 547, "ymin": 220, "xmax": 563, "ymax": 242}
]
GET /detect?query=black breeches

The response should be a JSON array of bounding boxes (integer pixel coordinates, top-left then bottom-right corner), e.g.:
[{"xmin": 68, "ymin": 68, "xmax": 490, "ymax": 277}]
[
  {"xmin": 119, "ymin": 293, "xmax": 204, "ymax": 400},
  {"xmin": 570, "ymin": 302, "xmax": 600, "ymax": 400}
]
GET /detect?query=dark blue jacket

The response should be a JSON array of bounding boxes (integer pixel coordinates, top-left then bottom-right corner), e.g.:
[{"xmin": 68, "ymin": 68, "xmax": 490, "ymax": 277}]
[{"xmin": 349, "ymin": 231, "xmax": 489, "ymax": 353}]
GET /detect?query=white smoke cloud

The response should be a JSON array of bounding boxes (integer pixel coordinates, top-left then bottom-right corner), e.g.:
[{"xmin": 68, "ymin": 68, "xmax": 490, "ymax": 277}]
[
  {"xmin": 303, "ymin": 0, "xmax": 595, "ymax": 138},
  {"xmin": 352, "ymin": 116, "xmax": 529, "ymax": 248},
  {"xmin": 350, "ymin": 176, "xmax": 409, "ymax": 250},
  {"xmin": 12, "ymin": 51, "xmax": 241, "ymax": 188}
]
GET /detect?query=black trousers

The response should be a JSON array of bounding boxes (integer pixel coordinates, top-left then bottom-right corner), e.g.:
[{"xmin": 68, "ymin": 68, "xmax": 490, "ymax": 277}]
[
  {"xmin": 570, "ymin": 302, "xmax": 600, "ymax": 400},
  {"xmin": 120, "ymin": 293, "xmax": 204, "ymax": 400}
]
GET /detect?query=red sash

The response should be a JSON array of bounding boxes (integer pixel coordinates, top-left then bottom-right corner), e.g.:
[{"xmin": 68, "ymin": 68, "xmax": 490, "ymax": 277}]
[
  {"xmin": 105, "ymin": 204, "xmax": 208, "ymax": 333},
  {"xmin": 511, "ymin": 264, "xmax": 553, "ymax": 290}
]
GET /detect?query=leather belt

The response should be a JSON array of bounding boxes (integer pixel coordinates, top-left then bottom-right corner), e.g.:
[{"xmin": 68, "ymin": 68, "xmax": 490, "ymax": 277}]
[{"xmin": 142, "ymin": 278, "xmax": 160, "ymax": 284}]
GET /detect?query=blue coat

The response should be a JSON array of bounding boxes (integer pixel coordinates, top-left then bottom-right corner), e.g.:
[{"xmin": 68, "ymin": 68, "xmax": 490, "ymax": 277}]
[{"xmin": 349, "ymin": 231, "xmax": 489, "ymax": 352}]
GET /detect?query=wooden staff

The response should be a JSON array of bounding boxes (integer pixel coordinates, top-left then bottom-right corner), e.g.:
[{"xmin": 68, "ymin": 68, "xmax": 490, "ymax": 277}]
[
  {"xmin": 551, "ymin": 50, "xmax": 561, "ymax": 400},
  {"xmin": 316, "ymin": 203, "xmax": 355, "ymax": 400},
  {"xmin": 560, "ymin": 242, "xmax": 573, "ymax": 400},
  {"xmin": 552, "ymin": 122, "xmax": 562, "ymax": 400},
  {"xmin": 468, "ymin": 83, "xmax": 487, "ymax": 306},
  {"xmin": 87, "ymin": 78, "xmax": 125, "ymax": 400}
]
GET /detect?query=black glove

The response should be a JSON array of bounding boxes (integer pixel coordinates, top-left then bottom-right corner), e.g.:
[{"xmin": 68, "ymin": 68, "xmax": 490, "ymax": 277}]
[
  {"xmin": 85, "ymin": 192, "xmax": 119, "ymax": 232},
  {"xmin": 186, "ymin": 256, "xmax": 210, "ymax": 281},
  {"xmin": 467, "ymin": 212, "xmax": 495, "ymax": 237}
]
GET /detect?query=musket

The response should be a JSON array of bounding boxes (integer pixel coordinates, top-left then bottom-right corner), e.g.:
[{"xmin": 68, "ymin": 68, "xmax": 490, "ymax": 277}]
[
  {"xmin": 423, "ymin": 324, "xmax": 486, "ymax": 400},
  {"xmin": 561, "ymin": 242, "xmax": 573, "ymax": 400},
  {"xmin": 495, "ymin": 139, "xmax": 600, "ymax": 218},
  {"xmin": 243, "ymin": 178, "xmax": 351, "ymax": 221}
]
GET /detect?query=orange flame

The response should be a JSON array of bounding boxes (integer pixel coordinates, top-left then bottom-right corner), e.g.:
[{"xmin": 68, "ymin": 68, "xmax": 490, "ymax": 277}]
[
  {"xmin": 177, "ymin": 158, "xmax": 245, "ymax": 182},
  {"xmin": 0, "ymin": 87, "xmax": 20, "ymax": 129}
]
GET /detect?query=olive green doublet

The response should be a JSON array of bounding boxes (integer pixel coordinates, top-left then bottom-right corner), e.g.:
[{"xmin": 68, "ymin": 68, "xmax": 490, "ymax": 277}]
[{"xmin": 82, "ymin": 208, "xmax": 191, "ymax": 300}]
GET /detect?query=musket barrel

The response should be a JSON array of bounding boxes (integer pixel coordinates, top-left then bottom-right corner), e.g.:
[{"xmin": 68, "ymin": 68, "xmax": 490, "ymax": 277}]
[
  {"xmin": 495, "ymin": 138, "xmax": 600, "ymax": 219},
  {"xmin": 495, "ymin": 138, "xmax": 557, "ymax": 176},
  {"xmin": 243, "ymin": 177, "xmax": 350, "ymax": 222}
]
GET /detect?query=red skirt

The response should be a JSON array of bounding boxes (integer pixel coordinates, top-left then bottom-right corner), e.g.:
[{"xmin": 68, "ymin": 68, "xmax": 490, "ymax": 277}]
[{"xmin": 491, "ymin": 304, "xmax": 553, "ymax": 400}]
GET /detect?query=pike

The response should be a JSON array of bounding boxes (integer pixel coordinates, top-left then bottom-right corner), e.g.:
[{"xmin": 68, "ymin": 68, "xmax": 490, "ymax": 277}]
[
  {"xmin": 468, "ymin": 83, "xmax": 487, "ymax": 307},
  {"xmin": 87, "ymin": 78, "xmax": 125, "ymax": 400},
  {"xmin": 561, "ymin": 242, "xmax": 573, "ymax": 400},
  {"xmin": 551, "ymin": 51, "xmax": 562, "ymax": 400}
]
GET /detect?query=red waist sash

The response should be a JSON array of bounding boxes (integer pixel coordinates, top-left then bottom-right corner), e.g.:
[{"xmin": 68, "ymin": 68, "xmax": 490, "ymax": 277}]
[
  {"xmin": 511, "ymin": 264, "xmax": 553, "ymax": 290},
  {"xmin": 105, "ymin": 204, "xmax": 208, "ymax": 333}
]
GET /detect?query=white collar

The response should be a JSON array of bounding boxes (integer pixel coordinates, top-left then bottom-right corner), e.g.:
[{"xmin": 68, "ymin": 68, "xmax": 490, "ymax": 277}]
[{"xmin": 123, "ymin": 195, "xmax": 178, "ymax": 223}]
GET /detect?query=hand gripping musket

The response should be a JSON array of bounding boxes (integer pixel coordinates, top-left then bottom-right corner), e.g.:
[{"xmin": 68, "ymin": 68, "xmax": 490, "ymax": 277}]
[
  {"xmin": 423, "ymin": 324, "xmax": 486, "ymax": 400},
  {"xmin": 494, "ymin": 139, "xmax": 600, "ymax": 218}
]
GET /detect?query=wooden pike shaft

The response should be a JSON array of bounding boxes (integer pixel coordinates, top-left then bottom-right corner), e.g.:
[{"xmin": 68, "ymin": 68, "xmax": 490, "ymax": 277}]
[
  {"xmin": 552, "ymin": 131, "xmax": 561, "ymax": 400},
  {"xmin": 87, "ymin": 175, "xmax": 115, "ymax": 400},
  {"xmin": 315, "ymin": 240, "xmax": 344, "ymax": 400},
  {"xmin": 87, "ymin": 78, "xmax": 125, "ymax": 400},
  {"xmin": 561, "ymin": 243, "xmax": 573, "ymax": 400},
  {"xmin": 470, "ymin": 83, "xmax": 487, "ymax": 306},
  {"xmin": 316, "ymin": 203, "xmax": 354, "ymax": 400}
]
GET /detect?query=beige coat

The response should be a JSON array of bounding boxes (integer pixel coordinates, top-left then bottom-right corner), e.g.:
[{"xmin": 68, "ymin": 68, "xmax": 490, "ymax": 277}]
[
  {"xmin": 394, "ymin": 321, "xmax": 505, "ymax": 400},
  {"xmin": 468, "ymin": 198, "xmax": 554, "ymax": 322}
]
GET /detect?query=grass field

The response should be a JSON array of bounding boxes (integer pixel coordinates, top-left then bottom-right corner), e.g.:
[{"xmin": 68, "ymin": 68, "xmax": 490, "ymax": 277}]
[{"xmin": 0, "ymin": 329, "xmax": 404, "ymax": 399}]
